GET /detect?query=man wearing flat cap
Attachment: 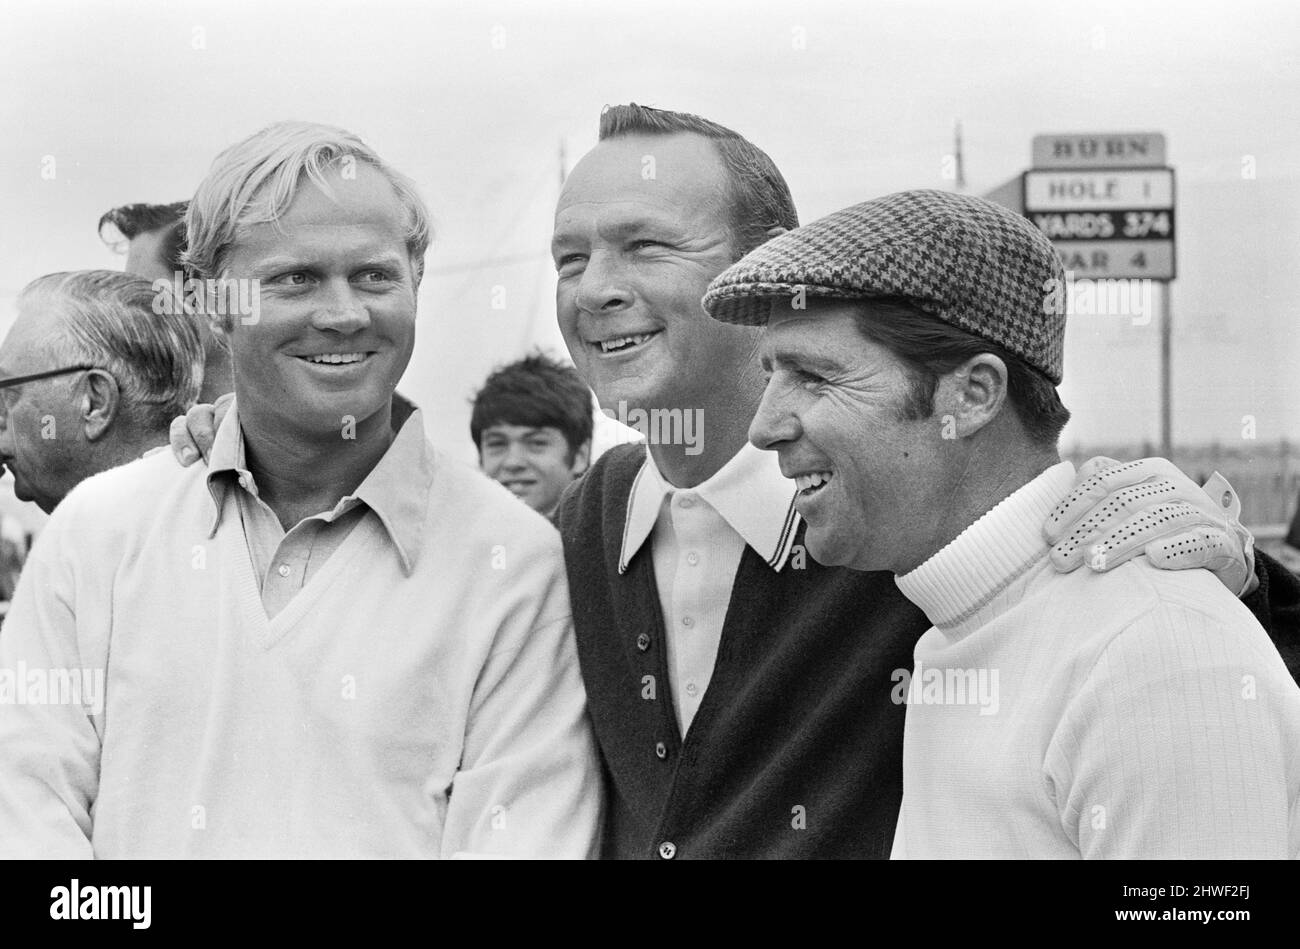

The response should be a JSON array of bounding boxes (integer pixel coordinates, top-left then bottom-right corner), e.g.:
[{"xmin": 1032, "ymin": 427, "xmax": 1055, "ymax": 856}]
[{"xmin": 707, "ymin": 189, "xmax": 1300, "ymax": 857}]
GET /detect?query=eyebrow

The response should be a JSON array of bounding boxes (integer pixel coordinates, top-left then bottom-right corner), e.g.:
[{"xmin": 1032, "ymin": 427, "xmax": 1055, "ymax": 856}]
[
  {"xmin": 764, "ymin": 347, "xmax": 845, "ymax": 375},
  {"xmin": 487, "ymin": 426, "xmax": 556, "ymax": 437},
  {"xmin": 552, "ymin": 216, "xmax": 679, "ymax": 251},
  {"xmin": 248, "ymin": 252, "xmax": 408, "ymax": 275}
]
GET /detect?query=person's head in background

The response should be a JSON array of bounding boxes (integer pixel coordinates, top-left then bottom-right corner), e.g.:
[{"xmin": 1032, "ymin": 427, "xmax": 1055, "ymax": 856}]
[
  {"xmin": 99, "ymin": 201, "xmax": 234, "ymax": 402},
  {"xmin": 471, "ymin": 352, "xmax": 594, "ymax": 517},
  {"xmin": 0, "ymin": 270, "xmax": 204, "ymax": 513},
  {"xmin": 98, "ymin": 202, "xmax": 189, "ymax": 282}
]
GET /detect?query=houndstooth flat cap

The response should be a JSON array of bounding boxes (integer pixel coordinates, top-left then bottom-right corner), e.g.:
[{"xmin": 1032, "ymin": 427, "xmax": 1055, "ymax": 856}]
[{"xmin": 702, "ymin": 189, "xmax": 1067, "ymax": 383}]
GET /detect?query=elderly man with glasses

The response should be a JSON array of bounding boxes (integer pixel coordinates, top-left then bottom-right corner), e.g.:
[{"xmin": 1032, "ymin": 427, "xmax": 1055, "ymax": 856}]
[{"xmin": 0, "ymin": 269, "xmax": 205, "ymax": 514}]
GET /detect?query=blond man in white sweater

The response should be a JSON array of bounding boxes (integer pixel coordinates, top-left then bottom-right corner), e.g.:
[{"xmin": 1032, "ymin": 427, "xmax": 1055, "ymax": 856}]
[
  {"xmin": 704, "ymin": 189, "xmax": 1300, "ymax": 858},
  {"xmin": 0, "ymin": 122, "xmax": 601, "ymax": 858}
]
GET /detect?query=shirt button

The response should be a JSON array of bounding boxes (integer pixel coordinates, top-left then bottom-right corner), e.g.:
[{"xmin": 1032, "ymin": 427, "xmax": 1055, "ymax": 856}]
[
  {"xmin": 679, "ymin": 495, "xmax": 694, "ymax": 509},
  {"xmin": 686, "ymin": 552, "xmax": 699, "ymax": 566},
  {"xmin": 655, "ymin": 741, "xmax": 668, "ymax": 760},
  {"xmin": 681, "ymin": 616, "xmax": 694, "ymax": 628},
  {"xmin": 658, "ymin": 841, "xmax": 677, "ymax": 860},
  {"xmin": 277, "ymin": 564, "xmax": 291, "ymax": 578},
  {"xmin": 685, "ymin": 681, "xmax": 698, "ymax": 696},
  {"xmin": 636, "ymin": 633, "xmax": 651, "ymax": 652}
]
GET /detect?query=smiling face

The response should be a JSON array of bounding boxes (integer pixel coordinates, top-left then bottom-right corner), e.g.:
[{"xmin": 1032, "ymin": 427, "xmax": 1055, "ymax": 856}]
[
  {"xmin": 552, "ymin": 132, "xmax": 762, "ymax": 414},
  {"xmin": 220, "ymin": 163, "xmax": 417, "ymax": 442},
  {"xmin": 479, "ymin": 423, "xmax": 587, "ymax": 515},
  {"xmin": 749, "ymin": 299, "xmax": 958, "ymax": 574}
]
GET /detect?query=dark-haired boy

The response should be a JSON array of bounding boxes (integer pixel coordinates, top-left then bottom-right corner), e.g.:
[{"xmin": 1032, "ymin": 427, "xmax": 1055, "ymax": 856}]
[{"xmin": 471, "ymin": 353, "xmax": 593, "ymax": 517}]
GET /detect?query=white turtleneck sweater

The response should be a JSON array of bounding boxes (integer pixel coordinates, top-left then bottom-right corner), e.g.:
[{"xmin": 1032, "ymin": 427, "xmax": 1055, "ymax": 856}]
[{"xmin": 891, "ymin": 461, "xmax": 1300, "ymax": 859}]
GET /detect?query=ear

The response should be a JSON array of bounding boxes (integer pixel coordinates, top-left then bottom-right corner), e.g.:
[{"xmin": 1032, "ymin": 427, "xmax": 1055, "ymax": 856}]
[
  {"xmin": 199, "ymin": 275, "xmax": 236, "ymax": 343},
  {"xmin": 571, "ymin": 440, "xmax": 592, "ymax": 477},
  {"xmin": 938, "ymin": 353, "xmax": 1009, "ymax": 439},
  {"xmin": 81, "ymin": 369, "xmax": 121, "ymax": 442},
  {"xmin": 201, "ymin": 308, "xmax": 231, "ymax": 353}
]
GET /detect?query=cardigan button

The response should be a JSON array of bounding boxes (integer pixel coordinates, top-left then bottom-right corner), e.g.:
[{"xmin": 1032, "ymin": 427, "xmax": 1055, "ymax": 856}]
[
  {"xmin": 655, "ymin": 741, "xmax": 668, "ymax": 760},
  {"xmin": 658, "ymin": 841, "xmax": 677, "ymax": 860},
  {"xmin": 636, "ymin": 633, "xmax": 651, "ymax": 652}
]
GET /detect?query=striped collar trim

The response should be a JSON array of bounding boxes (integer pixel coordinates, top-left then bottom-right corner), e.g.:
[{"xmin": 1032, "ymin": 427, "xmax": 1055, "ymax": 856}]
[{"xmin": 618, "ymin": 442, "xmax": 802, "ymax": 574}]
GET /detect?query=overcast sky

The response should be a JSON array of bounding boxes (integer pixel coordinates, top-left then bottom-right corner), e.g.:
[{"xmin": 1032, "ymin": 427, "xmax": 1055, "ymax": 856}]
[{"xmin": 1, "ymin": 0, "xmax": 1296, "ymax": 471}]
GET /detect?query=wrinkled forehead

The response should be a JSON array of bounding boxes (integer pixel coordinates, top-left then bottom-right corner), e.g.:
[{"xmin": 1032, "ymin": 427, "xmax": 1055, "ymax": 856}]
[
  {"xmin": 554, "ymin": 134, "xmax": 733, "ymax": 232},
  {"xmin": 236, "ymin": 163, "xmax": 404, "ymax": 231},
  {"xmin": 225, "ymin": 169, "xmax": 411, "ymax": 267},
  {"xmin": 760, "ymin": 298, "xmax": 862, "ymax": 362},
  {"xmin": 3, "ymin": 292, "xmax": 66, "ymax": 359},
  {"xmin": 6, "ymin": 292, "xmax": 66, "ymax": 348}
]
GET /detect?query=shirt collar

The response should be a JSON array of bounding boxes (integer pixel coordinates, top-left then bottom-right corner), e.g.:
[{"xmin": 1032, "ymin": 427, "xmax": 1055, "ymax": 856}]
[
  {"xmin": 206, "ymin": 396, "xmax": 435, "ymax": 575},
  {"xmin": 894, "ymin": 461, "xmax": 1076, "ymax": 630},
  {"xmin": 619, "ymin": 441, "xmax": 801, "ymax": 574}
]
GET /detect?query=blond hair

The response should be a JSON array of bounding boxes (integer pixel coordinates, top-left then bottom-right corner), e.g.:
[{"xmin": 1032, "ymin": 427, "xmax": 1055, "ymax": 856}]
[{"xmin": 184, "ymin": 121, "xmax": 430, "ymax": 281}]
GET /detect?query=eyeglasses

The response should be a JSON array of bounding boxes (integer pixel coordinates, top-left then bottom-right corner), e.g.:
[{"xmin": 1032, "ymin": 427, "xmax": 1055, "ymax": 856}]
[{"xmin": 0, "ymin": 365, "xmax": 100, "ymax": 391}]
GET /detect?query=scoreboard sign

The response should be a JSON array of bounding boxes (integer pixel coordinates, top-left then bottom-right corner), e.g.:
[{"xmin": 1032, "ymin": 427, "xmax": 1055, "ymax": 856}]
[
  {"xmin": 1031, "ymin": 132, "xmax": 1166, "ymax": 168},
  {"xmin": 1022, "ymin": 167, "xmax": 1175, "ymax": 280}
]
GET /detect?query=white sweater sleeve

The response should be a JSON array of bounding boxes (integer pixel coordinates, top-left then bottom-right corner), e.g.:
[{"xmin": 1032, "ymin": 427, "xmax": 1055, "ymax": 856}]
[
  {"xmin": 0, "ymin": 510, "xmax": 103, "ymax": 859},
  {"xmin": 1046, "ymin": 599, "xmax": 1300, "ymax": 859},
  {"xmin": 440, "ymin": 555, "xmax": 603, "ymax": 859}
]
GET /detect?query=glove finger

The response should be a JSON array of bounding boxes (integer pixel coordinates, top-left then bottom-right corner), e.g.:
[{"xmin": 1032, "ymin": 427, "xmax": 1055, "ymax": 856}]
[
  {"xmin": 1144, "ymin": 526, "xmax": 1249, "ymax": 595},
  {"xmin": 1047, "ymin": 475, "xmax": 1220, "ymax": 561},
  {"xmin": 1074, "ymin": 455, "xmax": 1123, "ymax": 483},
  {"xmin": 1045, "ymin": 457, "xmax": 1121, "ymax": 543},
  {"xmin": 1088, "ymin": 502, "xmax": 1207, "ymax": 571},
  {"xmin": 1100, "ymin": 479, "xmax": 1228, "ymax": 527},
  {"xmin": 1045, "ymin": 457, "xmax": 1183, "ymax": 543}
]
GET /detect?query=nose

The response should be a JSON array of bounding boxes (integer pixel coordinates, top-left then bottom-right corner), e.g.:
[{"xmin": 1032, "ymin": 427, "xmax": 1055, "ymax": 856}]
[
  {"xmin": 501, "ymin": 440, "xmax": 529, "ymax": 472},
  {"xmin": 748, "ymin": 379, "xmax": 801, "ymax": 452},
  {"xmin": 573, "ymin": 251, "xmax": 632, "ymax": 316},
  {"xmin": 0, "ymin": 401, "xmax": 13, "ymax": 452},
  {"xmin": 310, "ymin": 278, "xmax": 372, "ymax": 335}
]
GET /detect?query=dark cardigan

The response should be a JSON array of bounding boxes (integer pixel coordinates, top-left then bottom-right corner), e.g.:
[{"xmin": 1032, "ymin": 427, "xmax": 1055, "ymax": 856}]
[
  {"xmin": 557, "ymin": 444, "xmax": 1300, "ymax": 859},
  {"xmin": 558, "ymin": 444, "xmax": 930, "ymax": 858}
]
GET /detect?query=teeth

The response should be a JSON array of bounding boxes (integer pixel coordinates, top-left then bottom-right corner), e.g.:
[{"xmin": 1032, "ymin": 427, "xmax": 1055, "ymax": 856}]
[
  {"xmin": 304, "ymin": 353, "xmax": 366, "ymax": 364},
  {"xmin": 599, "ymin": 333, "xmax": 656, "ymax": 353},
  {"xmin": 795, "ymin": 472, "xmax": 833, "ymax": 491}
]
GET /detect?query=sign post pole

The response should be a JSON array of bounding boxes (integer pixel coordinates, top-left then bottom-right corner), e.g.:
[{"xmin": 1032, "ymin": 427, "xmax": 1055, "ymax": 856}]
[{"xmin": 1161, "ymin": 281, "xmax": 1172, "ymax": 460}]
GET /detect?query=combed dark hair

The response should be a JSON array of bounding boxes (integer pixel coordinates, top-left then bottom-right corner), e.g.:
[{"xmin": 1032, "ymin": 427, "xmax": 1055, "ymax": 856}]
[
  {"xmin": 470, "ymin": 352, "xmax": 594, "ymax": 462},
  {"xmin": 98, "ymin": 202, "xmax": 189, "ymax": 273},
  {"xmin": 850, "ymin": 297, "xmax": 1071, "ymax": 448},
  {"xmin": 598, "ymin": 103, "xmax": 798, "ymax": 258}
]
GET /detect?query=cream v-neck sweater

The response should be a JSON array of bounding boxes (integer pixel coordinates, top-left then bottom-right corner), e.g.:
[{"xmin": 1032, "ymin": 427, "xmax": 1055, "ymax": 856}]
[
  {"xmin": 0, "ymin": 430, "xmax": 601, "ymax": 858},
  {"xmin": 891, "ymin": 462, "xmax": 1300, "ymax": 858}
]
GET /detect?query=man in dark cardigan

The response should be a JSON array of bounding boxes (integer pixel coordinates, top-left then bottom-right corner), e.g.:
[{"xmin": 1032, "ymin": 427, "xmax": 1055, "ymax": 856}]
[{"xmin": 550, "ymin": 103, "xmax": 1300, "ymax": 859}]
